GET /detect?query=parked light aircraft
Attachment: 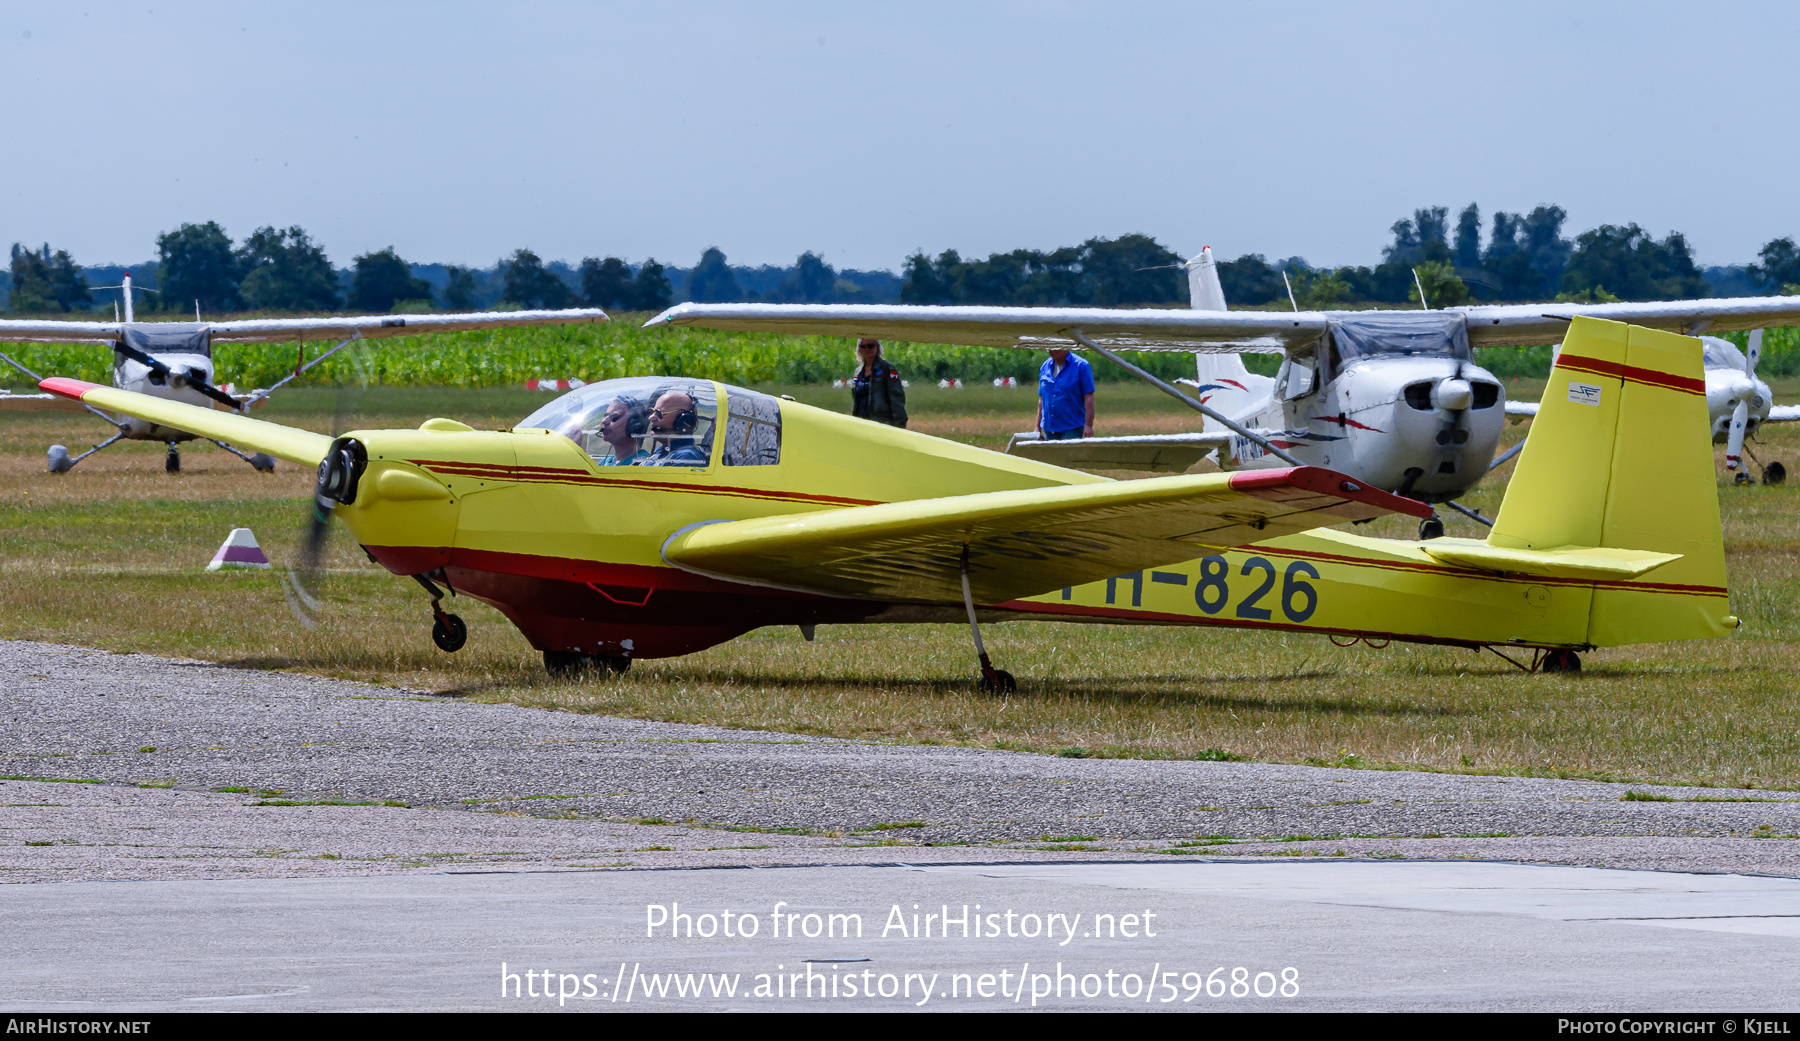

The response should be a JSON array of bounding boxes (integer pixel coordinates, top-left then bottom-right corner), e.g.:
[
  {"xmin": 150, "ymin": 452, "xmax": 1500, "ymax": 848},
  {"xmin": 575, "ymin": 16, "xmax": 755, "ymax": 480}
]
[
  {"xmin": 0, "ymin": 272, "xmax": 608, "ymax": 473},
  {"xmin": 645, "ymin": 252, "xmax": 1800, "ymax": 538},
  {"xmin": 39, "ymin": 316, "xmax": 1734, "ymax": 681},
  {"xmin": 1505, "ymin": 328, "xmax": 1800, "ymax": 485}
]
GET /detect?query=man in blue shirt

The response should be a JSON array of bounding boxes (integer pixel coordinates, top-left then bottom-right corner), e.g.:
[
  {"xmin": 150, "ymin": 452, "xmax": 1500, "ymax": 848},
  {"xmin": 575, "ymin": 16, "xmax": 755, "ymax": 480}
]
[{"xmin": 1037, "ymin": 347, "xmax": 1095, "ymax": 440}]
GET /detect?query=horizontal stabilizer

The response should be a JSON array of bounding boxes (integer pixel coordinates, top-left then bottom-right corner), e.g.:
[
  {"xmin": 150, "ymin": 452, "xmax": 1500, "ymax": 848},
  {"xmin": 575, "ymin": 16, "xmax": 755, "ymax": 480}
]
[
  {"xmin": 664, "ymin": 465, "xmax": 1430, "ymax": 604},
  {"xmin": 1419, "ymin": 539, "xmax": 1681, "ymax": 580},
  {"xmin": 1006, "ymin": 432, "xmax": 1228, "ymax": 473},
  {"xmin": 40, "ymin": 378, "xmax": 333, "ymax": 465}
]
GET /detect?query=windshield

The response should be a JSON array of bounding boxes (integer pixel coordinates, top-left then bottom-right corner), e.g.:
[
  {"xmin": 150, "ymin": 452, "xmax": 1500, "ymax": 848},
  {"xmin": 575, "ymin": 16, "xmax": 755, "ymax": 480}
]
[
  {"xmin": 518, "ymin": 376, "xmax": 718, "ymax": 467},
  {"xmin": 1700, "ymin": 336, "xmax": 1746, "ymax": 370},
  {"xmin": 1328, "ymin": 312, "xmax": 1469, "ymax": 361}
]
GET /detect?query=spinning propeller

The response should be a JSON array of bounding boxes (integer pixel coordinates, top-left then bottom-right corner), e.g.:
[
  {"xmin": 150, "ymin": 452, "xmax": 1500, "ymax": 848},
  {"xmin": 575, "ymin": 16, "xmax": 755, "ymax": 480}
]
[
  {"xmin": 280, "ymin": 346, "xmax": 370, "ymax": 630},
  {"xmin": 111, "ymin": 338, "xmax": 244, "ymax": 412}
]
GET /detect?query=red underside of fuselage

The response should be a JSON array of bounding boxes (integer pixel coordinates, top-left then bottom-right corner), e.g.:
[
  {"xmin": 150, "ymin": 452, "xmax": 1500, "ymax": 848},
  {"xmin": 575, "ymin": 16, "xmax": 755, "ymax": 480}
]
[{"xmin": 364, "ymin": 545, "xmax": 898, "ymax": 658}]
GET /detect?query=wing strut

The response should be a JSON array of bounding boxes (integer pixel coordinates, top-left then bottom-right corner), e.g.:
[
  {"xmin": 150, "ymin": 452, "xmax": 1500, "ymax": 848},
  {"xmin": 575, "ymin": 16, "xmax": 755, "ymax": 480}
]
[
  {"xmin": 960, "ymin": 545, "xmax": 1015, "ymax": 694},
  {"xmin": 1066, "ymin": 328, "xmax": 1304, "ymax": 466}
]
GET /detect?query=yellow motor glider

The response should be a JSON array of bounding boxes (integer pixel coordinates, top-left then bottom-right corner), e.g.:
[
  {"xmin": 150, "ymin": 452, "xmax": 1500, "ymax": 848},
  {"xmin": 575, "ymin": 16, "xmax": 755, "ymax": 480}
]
[{"xmin": 40, "ymin": 317, "xmax": 1732, "ymax": 683}]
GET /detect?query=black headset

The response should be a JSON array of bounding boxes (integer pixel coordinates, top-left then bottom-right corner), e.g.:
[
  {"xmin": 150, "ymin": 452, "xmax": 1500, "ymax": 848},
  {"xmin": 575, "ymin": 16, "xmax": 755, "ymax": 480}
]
[
  {"xmin": 651, "ymin": 386, "xmax": 699, "ymax": 435},
  {"xmin": 614, "ymin": 397, "xmax": 650, "ymax": 437}
]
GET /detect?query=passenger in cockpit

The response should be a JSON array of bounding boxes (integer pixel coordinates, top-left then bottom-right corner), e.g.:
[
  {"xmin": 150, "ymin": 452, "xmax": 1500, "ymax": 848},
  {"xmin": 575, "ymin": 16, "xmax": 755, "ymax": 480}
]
[{"xmin": 596, "ymin": 397, "xmax": 650, "ymax": 466}]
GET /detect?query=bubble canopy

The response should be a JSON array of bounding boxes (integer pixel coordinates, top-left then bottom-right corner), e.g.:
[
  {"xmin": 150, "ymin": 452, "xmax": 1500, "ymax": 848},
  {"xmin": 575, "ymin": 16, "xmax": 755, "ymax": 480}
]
[{"xmin": 517, "ymin": 376, "xmax": 781, "ymax": 468}]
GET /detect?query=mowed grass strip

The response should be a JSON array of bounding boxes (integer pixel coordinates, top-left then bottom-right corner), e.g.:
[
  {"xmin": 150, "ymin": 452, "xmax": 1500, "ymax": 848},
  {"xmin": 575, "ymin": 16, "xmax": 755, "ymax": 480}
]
[{"xmin": 2, "ymin": 383, "xmax": 1799, "ymax": 789}]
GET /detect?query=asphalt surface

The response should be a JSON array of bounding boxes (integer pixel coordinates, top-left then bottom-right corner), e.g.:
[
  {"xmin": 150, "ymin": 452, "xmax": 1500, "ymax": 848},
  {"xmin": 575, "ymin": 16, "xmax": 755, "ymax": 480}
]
[
  {"xmin": 9, "ymin": 638, "xmax": 1800, "ymax": 1012},
  {"xmin": 5, "ymin": 639, "xmax": 1800, "ymax": 879}
]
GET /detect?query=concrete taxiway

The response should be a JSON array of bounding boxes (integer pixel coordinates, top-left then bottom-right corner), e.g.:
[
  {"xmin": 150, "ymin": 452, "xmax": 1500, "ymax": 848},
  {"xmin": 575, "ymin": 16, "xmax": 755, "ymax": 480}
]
[{"xmin": 5, "ymin": 860, "xmax": 1799, "ymax": 1011}]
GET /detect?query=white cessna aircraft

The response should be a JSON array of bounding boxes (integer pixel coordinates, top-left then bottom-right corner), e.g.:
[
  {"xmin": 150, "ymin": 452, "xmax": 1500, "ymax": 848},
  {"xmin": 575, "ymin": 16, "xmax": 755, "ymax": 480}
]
[
  {"xmin": 0, "ymin": 273, "xmax": 608, "ymax": 473},
  {"xmin": 644, "ymin": 252, "xmax": 1800, "ymax": 538},
  {"xmin": 1505, "ymin": 327, "xmax": 1799, "ymax": 485}
]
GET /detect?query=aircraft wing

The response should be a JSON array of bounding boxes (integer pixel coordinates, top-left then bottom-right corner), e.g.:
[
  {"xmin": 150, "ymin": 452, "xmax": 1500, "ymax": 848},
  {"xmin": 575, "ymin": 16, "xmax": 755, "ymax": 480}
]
[
  {"xmin": 662, "ymin": 466, "xmax": 1430, "ymax": 604},
  {"xmin": 646, "ymin": 303, "xmax": 1324, "ymax": 353},
  {"xmin": 1505, "ymin": 401, "xmax": 1539, "ymax": 418},
  {"xmin": 0, "ymin": 308, "xmax": 608, "ymax": 345},
  {"xmin": 1461, "ymin": 297, "xmax": 1800, "ymax": 348},
  {"xmin": 0, "ymin": 390, "xmax": 88, "ymax": 412},
  {"xmin": 1005, "ymin": 432, "xmax": 1229, "ymax": 473},
  {"xmin": 39, "ymin": 378, "xmax": 332, "ymax": 465},
  {"xmin": 1768, "ymin": 405, "xmax": 1800, "ymax": 423}
]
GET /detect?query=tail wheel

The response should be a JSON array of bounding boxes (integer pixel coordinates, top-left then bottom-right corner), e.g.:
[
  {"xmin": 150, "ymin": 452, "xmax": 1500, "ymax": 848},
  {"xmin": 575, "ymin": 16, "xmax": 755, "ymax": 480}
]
[
  {"xmin": 431, "ymin": 613, "xmax": 467, "ymax": 653},
  {"xmin": 1419, "ymin": 517, "xmax": 1445, "ymax": 540},
  {"xmin": 1764, "ymin": 461, "xmax": 1787, "ymax": 486},
  {"xmin": 1541, "ymin": 649, "xmax": 1581, "ymax": 674}
]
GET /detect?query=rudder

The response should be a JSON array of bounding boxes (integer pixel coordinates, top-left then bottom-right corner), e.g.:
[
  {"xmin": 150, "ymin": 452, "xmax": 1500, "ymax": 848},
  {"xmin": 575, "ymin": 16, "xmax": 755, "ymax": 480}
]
[{"xmin": 1490, "ymin": 316, "xmax": 1731, "ymax": 646}]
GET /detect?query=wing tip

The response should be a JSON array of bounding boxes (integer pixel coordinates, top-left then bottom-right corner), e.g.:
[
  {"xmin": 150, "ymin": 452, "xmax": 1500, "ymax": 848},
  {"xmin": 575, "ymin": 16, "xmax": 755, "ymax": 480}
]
[
  {"xmin": 39, "ymin": 377, "xmax": 103, "ymax": 401},
  {"xmin": 1230, "ymin": 466, "xmax": 1435, "ymax": 519}
]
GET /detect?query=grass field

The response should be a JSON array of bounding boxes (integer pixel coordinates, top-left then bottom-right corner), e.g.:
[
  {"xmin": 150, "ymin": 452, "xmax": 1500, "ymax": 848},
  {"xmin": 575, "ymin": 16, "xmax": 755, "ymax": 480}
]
[{"xmin": 4, "ymin": 378, "xmax": 1800, "ymax": 790}]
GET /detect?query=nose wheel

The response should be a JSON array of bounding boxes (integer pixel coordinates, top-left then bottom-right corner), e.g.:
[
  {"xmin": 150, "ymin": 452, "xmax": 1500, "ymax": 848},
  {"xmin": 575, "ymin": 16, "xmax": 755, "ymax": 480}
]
[
  {"xmin": 164, "ymin": 443, "xmax": 181, "ymax": 473},
  {"xmin": 431, "ymin": 611, "xmax": 467, "ymax": 652},
  {"xmin": 413, "ymin": 572, "xmax": 466, "ymax": 653}
]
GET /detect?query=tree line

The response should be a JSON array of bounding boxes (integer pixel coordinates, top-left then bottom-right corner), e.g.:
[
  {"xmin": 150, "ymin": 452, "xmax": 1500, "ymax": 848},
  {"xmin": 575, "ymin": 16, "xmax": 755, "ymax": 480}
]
[
  {"xmin": 11, "ymin": 212, "xmax": 1800, "ymax": 316},
  {"xmin": 5, "ymin": 223, "xmax": 905, "ymax": 316}
]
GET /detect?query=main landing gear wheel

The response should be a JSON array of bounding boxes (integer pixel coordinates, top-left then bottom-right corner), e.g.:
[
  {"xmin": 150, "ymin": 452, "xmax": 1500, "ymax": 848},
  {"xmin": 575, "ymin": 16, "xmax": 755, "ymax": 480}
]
[
  {"xmin": 1419, "ymin": 516, "xmax": 1444, "ymax": 540},
  {"xmin": 164, "ymin": 445, "xmax": 181, "ymax": 474},
  {"xmin": 542, "ymin": 651, "xmax": 631, "ymax": 678},
  {"xmin": 1764, "ymin": 462, "xmax": 1787, "ymax": 486},
  {"xmin": 249, "ymin": 453, "xmax": 276, "ymax": 473},
  {"xmin": 978, "ymin": 668, "xmax": 1016, "ymax": 694},
  {"xmin": 431, "ymin": 613, "xmax": 467, "ymax": 652},
  {"xmin": 1541, "ymin": 649, "xmax": 1581, "ymax": 674}
]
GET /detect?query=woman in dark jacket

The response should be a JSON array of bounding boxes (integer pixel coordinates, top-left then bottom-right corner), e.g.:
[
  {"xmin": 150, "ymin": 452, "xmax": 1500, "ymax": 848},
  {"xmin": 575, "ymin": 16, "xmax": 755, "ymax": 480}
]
[{"xmin": 850, "ymin": 338, "xmax": 907, "ymax": 428}]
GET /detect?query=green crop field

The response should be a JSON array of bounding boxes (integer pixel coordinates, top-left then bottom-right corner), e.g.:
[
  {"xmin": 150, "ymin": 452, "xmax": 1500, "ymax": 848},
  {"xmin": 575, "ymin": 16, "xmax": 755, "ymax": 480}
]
[{"xmin": 2, "ymin": 355, "xmax": 1799, "ymax": 791}]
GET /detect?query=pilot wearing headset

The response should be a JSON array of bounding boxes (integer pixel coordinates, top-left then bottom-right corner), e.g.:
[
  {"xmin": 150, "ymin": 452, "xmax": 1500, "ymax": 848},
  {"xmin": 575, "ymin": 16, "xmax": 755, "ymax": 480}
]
[
  {"xmin": 595, "ymin": 396, "xmax": 650, "ymax": 466},
  {"xmin": 643, "ymin": 387, "xmax": 709, "ymax": 466}
]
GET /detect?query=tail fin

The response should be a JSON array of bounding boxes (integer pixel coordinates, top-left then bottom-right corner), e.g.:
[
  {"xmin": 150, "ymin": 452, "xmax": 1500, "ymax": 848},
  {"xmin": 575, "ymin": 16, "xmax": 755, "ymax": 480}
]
[
  {"xmin": 1490, "ymin": 316, "xmax": 1731, "ymax": 646},
  {"xmin": 1185, "ymin": 246, "xmax": 1227, "ymax": 311},
  {"xmin": 1184, "ymin": 247, "xmax": 1275, "ymax": 430}
]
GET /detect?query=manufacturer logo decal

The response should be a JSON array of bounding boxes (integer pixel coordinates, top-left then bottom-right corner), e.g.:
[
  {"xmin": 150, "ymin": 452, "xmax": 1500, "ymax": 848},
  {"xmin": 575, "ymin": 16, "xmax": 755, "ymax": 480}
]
[{"xmin": 1567, "ymin": 381, "xmax": 1603, "ymax": 407}]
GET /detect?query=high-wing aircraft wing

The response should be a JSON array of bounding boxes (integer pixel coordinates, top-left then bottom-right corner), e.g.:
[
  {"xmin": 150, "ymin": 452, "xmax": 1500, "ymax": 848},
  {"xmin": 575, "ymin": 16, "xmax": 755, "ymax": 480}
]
[
  {"xmin": 646, "ymin": 303, "xmax": 1323, "ymax": 352},
  {"xmin": 1505, "ymin": 401, "xmax": 1539, "ymax": 418},
  {"xmin": 0, "ymin": 308, "xmax": 608, "ymax": 345},
  {"xmin": 1768, "ymin": 405, "xmax": 1800, "ymax": 423},
  {"xmin": 1459, "ymin": 297, "xmax": 1800, "ymax": 348},
  {"xmin": 40, "ymin": 378, "xmax": 332, "ymax": 464},
  {"xmin": 649, "ymin": 298, "xmax": 1800, "ymax": 355},
  {"xmin": 1004, "ymin": 432, "xmax": 1230, "ymax": 473},
  {"xmin": 663, "ymin": 466, "xmax": 1431, "ymax": 604},
  {"xmin": 0, "ymin": 390, "xmax": 88, "ymax": 412}
]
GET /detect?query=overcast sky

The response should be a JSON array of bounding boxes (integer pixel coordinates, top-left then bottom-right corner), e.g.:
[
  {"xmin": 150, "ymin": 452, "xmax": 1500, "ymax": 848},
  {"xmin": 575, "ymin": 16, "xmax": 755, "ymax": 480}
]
[{"xmin": 5, "ymin": 1, "xmax": 1797, "ymax": 272}]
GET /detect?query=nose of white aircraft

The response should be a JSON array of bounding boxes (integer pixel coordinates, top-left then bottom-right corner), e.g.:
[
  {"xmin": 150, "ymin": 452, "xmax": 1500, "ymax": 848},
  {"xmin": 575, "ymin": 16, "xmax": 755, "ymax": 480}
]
[{"xmin": 1432, "ymin": 378, "xmax": 1473, "ymax": 412}]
